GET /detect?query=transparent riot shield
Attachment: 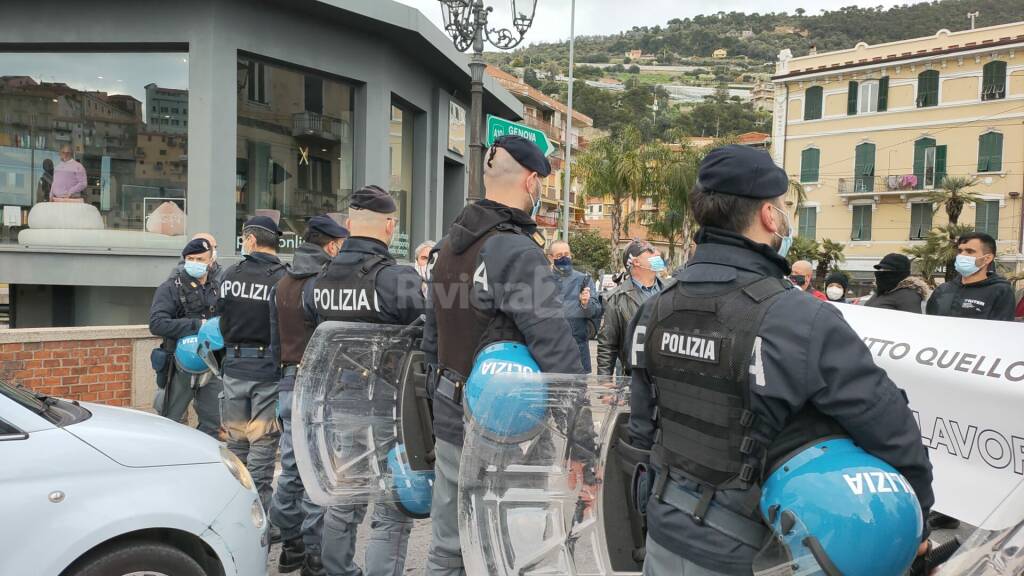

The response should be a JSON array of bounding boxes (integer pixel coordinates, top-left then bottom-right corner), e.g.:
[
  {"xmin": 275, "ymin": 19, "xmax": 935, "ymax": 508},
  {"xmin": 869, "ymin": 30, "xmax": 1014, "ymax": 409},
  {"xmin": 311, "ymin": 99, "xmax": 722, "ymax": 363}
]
[
  {"xmin": 292, "ymin": 321, "xmax": 432, "ymax": 509},
  {"xmin": 458, "ymin": 373, "xmax": 641, "ymax": 576},
  {"xmin": 938, "ymin": 479, "xmax": 1024, "ymax": 575}
]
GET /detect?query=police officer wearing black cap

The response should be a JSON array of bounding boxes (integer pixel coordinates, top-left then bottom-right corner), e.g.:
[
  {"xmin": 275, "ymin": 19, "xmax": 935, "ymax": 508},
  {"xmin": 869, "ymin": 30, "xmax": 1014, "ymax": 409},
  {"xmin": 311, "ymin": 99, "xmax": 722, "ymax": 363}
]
[
  {"xmin": 303, "ymin": 185, "xmax": 426, "ymax": 576},
  {"xmin": 628, "ymin": 145, "xmax": 934, "ymax": 574},
  {"xmin": 423, "ymin": 135, "xmax": 584, "ymax": 576},
  {"xmin": 218, "ymin": 215, "xmax": 288, "ymax": 518},
  {"xmin": 148, "ymin": 237, "xmax": 221, "ymax": 437},
  {"xmin": 269, "ymin": 215, "xmax": 347, "ymax": 576}
]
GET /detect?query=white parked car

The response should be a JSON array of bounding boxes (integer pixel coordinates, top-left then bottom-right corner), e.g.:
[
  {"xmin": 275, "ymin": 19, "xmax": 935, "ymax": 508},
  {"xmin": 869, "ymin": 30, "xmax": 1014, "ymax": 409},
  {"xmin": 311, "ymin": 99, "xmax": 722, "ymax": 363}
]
[{"xmin": 0, "ymin": 380, "xmax": 268, "ymax": 576}]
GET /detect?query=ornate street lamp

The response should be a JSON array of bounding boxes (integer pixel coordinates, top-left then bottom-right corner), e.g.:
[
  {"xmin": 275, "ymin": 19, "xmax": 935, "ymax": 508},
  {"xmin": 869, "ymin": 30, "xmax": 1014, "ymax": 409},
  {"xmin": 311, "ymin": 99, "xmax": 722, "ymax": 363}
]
[{"xmin": 438, "ymin": 0, "xmax": 539, "ymax": 201}]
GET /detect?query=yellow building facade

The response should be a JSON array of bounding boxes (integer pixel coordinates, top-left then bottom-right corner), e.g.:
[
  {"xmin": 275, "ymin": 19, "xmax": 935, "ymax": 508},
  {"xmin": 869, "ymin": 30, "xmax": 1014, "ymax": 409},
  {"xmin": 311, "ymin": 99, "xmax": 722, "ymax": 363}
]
[{"xmin": 772, "ymin": 23, "xmax": 1024, "ymax": 280}]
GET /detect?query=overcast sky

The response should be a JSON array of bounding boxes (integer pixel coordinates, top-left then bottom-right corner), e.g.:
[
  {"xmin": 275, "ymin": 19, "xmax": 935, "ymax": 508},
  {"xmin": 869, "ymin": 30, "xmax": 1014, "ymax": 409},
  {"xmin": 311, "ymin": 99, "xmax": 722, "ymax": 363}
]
[{"xmin": 397, "ymin": 0, "xmax": 904, "ymax": 46}]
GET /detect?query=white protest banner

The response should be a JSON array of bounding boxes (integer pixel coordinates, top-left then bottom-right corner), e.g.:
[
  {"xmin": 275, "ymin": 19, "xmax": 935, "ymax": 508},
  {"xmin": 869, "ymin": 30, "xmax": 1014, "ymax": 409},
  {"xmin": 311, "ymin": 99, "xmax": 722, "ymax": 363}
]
[{"xmin": 836, "ymin": 303, "xmax": 1024, "ymax": 527}]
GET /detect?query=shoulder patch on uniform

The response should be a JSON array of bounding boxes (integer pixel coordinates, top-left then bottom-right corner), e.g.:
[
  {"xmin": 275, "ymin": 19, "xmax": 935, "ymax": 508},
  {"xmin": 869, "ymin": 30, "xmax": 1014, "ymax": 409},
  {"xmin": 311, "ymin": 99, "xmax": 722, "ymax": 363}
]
[
  {"xmin": 531, "ymin": 231, "xmax": 546, "ymax": 248},
  {"xmin": 657, "ymin": 330, "xmax": 721, "ymax": 364}
]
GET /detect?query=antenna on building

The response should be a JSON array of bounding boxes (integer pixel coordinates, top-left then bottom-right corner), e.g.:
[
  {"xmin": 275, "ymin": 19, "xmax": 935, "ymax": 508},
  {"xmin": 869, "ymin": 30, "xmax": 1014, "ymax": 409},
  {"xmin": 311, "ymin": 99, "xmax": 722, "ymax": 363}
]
[{"xmin": 967, "ymin": 11, "xmax": 979, "ymax": 30}]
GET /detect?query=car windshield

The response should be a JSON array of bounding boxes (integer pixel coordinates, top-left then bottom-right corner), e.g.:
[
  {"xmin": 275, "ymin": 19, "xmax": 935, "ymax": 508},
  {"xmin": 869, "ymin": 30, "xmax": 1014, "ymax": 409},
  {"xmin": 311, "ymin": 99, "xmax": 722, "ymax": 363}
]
[{"xmin": 0, "ymin": 379, "xmax": 91, "ymax": 427}]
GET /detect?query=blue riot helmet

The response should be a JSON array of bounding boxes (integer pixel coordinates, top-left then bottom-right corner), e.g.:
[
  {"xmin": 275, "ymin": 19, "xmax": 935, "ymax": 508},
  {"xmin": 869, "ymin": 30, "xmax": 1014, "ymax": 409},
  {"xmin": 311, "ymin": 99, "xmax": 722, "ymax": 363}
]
[
  {"xmin": 388, "ymin": 444, "xmax": 434, "ymax": 519},
  {"xmin": 754, "ymin": 437, "xmax": 923, "ymax": 576},
  {"xmin": 197, "ymin": 317, "xmax": 224, "ymax": 352},
  {"xmin": 463, "ymin": 341, "xmax": 546, "ymax": 443},
  {"xmin": 174, "ymin": 334, "xmax": 209, "ymax": 375}
]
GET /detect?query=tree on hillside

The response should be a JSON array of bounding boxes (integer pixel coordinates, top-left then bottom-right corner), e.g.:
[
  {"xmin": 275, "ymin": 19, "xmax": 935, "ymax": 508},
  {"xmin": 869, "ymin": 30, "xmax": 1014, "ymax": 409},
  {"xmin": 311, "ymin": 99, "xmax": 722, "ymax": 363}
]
[{"xmin": 523, "ymin": 68, "xmax": 543, "ymax": 89}]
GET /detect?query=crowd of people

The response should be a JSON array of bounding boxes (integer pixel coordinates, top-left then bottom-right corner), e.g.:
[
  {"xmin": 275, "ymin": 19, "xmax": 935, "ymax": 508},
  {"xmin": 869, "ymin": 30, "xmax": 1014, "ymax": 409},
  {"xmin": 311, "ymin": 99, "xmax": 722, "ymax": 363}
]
[{"xmin": 146, "ymin": 137, "xmax": 1019, "ymax": 576}]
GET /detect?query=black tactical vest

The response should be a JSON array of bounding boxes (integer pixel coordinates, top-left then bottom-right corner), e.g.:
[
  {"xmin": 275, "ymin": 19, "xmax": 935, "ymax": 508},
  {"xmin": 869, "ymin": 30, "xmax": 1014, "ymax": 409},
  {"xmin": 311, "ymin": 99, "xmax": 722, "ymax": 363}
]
[
  {"xmin": 312, "ymin": 254, "xmax": 390, "ymax": 324},
  {"xmin": 431, "ymin": 225, "xmax": 527, "ymax": 380},
  {"xmin": 174, "ymin": 273, "xmax": 217, "ymax": 320},
  {"xmin": 276, "ymin": 274, "xmax": 316, "ymax": 366},
  {"xmin": 643, "ymin": 277, "xmax": 788, "ymax": 491},
  {"xmin": 220, "ymin": 256, "xmax": 286, "ymax": 346}
]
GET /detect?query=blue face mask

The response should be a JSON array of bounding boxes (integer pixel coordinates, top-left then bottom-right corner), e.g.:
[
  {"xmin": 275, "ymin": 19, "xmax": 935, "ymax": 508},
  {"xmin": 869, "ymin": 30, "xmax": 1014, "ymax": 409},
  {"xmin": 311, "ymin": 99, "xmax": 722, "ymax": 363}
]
[
  {"xmin": 954, "ymin": 254, "xmax": 982, "ymax": 277},
  {"xmin": 772, "ymin": 205, "xmax": 794, "ymax": 258},
  {"xmin": 184, "ymin": 261, "xmax": 208, "ymax": 279},
  {"xmin": 527, "ymin": 181, "xmax": 542, "ymax": 219},
  {"xmin": 648, "ymin": 256, "xmax": 667, "ymax": 272},
  {"xmin": 553, "ymin": 256, "xmax": 572, "ymax": 271}
]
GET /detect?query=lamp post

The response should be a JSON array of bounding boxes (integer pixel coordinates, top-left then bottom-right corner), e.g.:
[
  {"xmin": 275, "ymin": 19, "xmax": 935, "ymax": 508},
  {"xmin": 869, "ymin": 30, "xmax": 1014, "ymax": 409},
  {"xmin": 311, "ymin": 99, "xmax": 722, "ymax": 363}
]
[{"xmin": 438, "ymin": 0, "xmax": 539, "ymax": 202}]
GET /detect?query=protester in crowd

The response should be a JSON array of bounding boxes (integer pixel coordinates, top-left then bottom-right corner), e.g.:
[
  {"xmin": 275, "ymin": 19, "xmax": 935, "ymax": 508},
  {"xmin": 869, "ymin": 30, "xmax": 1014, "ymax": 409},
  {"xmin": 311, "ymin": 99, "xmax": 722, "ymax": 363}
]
[
  {"xmin": 50, "ymin": 145, "xmax": 87, "ymax": 200},
  {"xmin": 596, "ymin": 240, "xmax": 668, "ymax": 377},
  {"xmin": 824, "ymin": 271, "xmax": 850, "ymax": 303},
  {"xmin": 414, "ymin": 240, "xmax": 436, "ymax": 297},
  {"xmin": 268, "ymin": 215, "xmax": 347, "ymax": 576},
  {"xmin": 148, "ymin": 237, "xmax": 221, "ymax": 437},
  {"xmin": 789, "ymin": 260, "xmax": 827, "ymax": 300},
  {"xmin": 547, "ymin": 239, "xmax": 602, "ymax": 373},
  {"xmin": 865, "ymin": 253, "xmax": 930, "ymax": 314},
  {"xmin": 927, "ymin": 232, "xmax": 1015, "ymax": 321}
]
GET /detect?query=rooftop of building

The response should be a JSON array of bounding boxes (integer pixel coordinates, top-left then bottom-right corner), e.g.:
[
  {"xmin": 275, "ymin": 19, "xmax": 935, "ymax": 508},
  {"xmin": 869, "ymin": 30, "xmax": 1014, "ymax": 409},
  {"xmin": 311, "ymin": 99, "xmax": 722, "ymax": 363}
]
[
  {"xmin": 774, "ymin": 20, "xmax": 1024, "ymax": 80},
  {"xmin": 485, "ymin": 66, "xmax": 594, "ymax": 128}
]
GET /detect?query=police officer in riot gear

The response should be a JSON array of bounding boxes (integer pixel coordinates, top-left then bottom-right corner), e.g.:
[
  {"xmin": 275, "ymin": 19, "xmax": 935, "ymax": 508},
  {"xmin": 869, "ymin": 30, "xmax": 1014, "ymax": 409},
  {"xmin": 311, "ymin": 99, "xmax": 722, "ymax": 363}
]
[
  {"xmin": 270, "ymin": 215, "xmax": 347, "ymax": 576},
  {"xmin": 423, "ymin": 135, "xmax": 585, "ymax": 576},
  {"xmin": 628, "ymin": 145, "xmax": 934, "ymax": 575},
  {"xmin": 149, "ymin": 236, "xmax": 221, "ymax": 437},
  {"xmin": 218, "ymin": 215, "xmax": 287, "ymax": 519},
  {"xmin": 303, "ymin": 185, "xmax": 426, "ymax": 576}
]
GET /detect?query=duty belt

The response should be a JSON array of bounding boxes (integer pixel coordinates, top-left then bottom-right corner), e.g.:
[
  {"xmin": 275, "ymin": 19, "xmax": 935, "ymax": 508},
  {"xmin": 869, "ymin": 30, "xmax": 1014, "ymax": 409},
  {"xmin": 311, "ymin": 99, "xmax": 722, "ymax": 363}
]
[
  {"xmin": 435, "ymin": 367, "xmax": 465, "ymax": 405},
  {"xmin": 655, "ymin": 476, "xmax": 768, "ymax": 548},
  {"xmin": 228, "ymin": 345, "xmax": 268, "ymax": 359},
  {"xmin": 281, "ymin": 365, "xmax": 299, "ymax": 377}
]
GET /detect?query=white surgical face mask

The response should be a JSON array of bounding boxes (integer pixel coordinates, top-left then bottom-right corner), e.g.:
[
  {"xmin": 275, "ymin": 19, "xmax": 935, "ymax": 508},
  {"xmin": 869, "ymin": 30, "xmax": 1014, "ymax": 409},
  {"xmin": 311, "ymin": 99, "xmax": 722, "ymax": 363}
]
[{"xmin": 826, "ymin": 286, "xmax": 845, "ymax": 301}]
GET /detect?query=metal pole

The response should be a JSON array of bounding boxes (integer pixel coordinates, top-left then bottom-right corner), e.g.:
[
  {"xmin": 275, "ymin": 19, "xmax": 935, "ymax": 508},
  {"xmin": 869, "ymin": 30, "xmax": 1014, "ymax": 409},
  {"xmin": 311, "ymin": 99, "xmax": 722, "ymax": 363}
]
[
  {"xmin": 467, "ymin": 0, "xmax": 487, "ymax": 202},
  {"xmin": 561, "ymin": 0, "xmax": 575, "ymax": 241}
]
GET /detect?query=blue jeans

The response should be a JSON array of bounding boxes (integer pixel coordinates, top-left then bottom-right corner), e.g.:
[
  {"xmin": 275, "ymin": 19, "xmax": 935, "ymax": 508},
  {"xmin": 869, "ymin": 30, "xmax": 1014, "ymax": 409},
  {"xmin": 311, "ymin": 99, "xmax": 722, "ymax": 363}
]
[{"xmin": 269, "ymin": 389, "xmax": 324, "ymax": 552}]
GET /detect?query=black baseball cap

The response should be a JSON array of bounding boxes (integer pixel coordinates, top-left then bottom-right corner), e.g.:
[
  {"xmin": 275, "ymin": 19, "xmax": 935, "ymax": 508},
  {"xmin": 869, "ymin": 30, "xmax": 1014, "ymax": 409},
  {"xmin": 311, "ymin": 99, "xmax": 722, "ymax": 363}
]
[
  {"xmin": 243, "ymin": 215, "xmax": 282, "ymax": 236},
  {"xmin": 306, "ymin": 215, "xmax": 348, "ymax": 239},
  {"xmin": 350, "ymin": 185, "xmax": 397, "ymax": 214},
  {"xmin": 491, "ymin": 134, "xmax": 551, "ymax": 177},
  {"xmin": 698, "ymin": 144, "xmax": 789, "ymax": 199},
  {"xmin": 623, "ymin": 239, "xmax": 655, "ymax": 268},
  {"xmin": 874, "ymin": 253, "xmax": 911, "ymax": 272}
]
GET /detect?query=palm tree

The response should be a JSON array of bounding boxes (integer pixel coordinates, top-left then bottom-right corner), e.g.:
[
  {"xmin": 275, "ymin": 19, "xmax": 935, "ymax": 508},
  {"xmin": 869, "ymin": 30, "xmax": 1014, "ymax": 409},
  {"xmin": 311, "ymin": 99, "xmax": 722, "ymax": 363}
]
[
  {"xmin": 903, "ymin": 224, "xmax": 974, "ymax": 286},
  {"xmin": 577, "ymin": 127, "xmax": 652, "ymax": 266},
  {"xmin": 926, "ymin": 176, "xmax": 982, "ymax": 280},
  {"xmin": 628, "ymin": 143, "xmax": 702, "ymax": 265},
  {"xmin": 787, "ymin": 236, "xmax": 819, "ymax": 265},
  {"xmin": 814, "ymin": 239, "xmax": 846, "ymax": 289}
]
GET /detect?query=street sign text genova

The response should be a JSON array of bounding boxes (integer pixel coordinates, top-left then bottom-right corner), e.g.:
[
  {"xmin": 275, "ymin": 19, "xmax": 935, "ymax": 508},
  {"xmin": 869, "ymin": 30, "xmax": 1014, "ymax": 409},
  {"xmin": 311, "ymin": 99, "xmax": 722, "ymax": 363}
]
[{"xmin": 485, "ymin": 115, "xmax": 555, "ymax": 157}]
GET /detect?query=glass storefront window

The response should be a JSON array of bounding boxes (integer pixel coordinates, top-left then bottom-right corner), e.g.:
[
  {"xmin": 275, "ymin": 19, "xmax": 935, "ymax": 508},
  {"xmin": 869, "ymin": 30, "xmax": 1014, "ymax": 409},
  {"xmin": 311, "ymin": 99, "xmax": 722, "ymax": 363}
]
[
  {"xmin": 389, "ymin": 102, "xmax": 414, "ymax": 259},
  {"xmin": 236, "ymin": 55, "xmax": 355, "ymax": 255},
  {"xmin": 448, "ymin": 101, "xmax": 465, "ymax": 156},
  {"xmin": 0, "ymin": 52, "xmax": 188, "ymax": 249}
]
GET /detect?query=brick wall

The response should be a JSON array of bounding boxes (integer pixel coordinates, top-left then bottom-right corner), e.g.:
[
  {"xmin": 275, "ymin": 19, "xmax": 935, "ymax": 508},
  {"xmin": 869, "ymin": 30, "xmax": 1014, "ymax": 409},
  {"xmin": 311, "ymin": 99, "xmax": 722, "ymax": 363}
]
[{"xmin": 0, "ymin": 326, "xmax": 159, "ymax": 410}]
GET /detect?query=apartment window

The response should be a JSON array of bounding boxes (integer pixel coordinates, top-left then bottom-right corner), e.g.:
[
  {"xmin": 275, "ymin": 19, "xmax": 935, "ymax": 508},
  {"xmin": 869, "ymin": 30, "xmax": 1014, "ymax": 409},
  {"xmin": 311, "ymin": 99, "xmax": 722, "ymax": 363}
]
[
  {"xmin": 975, "ymin": 200, "xmax": 1000, "ymax": 239},
  {"xmin": 800, "ymin": 148, "xmax": 820, "ymax": 183},
  {"xmin": 848, "ymin": 77, "xmax": 890, "ymax": 116},
  {"xmin": 851, "ymin": 205, "xmax": 872, "ymax": 241},
  {"xmin": 803, "ymin": 86, "xmax": 823, "ymax": 121},
  {"xmin": 160, "ymin": 106, "xmax": 168, "ymax": 113},
  {"xmin": 982, "ymin": 61, "xmax": 1007, "ymax": 101},
  {"xmin": 978, "ymin": 132, "xmax": 1003, "ymax": 173},
  {"xmin": 917, "ymin": 70, "xmax": 939, "ymax": 108},
  {"xmin": 854, "ymin": 142, "xmax": 875, "ymax": 192},
  {"xmin": 913, "ymin": 138, "xmax": 946, "ymax": 190},
  {"xmin": 797, "ymin": 206, "xmax": 817, "ymax": 239},
  {"xmin": 245, "ymin": 60, "xmax": 268, "ymax": 104},
  {"xmin": 909, "ymin": 203, "xmax": 933, "ymax": 240}
]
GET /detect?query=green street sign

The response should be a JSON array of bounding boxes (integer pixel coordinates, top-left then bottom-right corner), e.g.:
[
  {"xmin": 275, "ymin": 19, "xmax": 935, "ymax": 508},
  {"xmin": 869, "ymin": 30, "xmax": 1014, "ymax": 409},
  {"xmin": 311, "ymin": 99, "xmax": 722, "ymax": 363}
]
[{"xmin": 485, "ymin": 115, "xmax": 555, "ymax": 157}]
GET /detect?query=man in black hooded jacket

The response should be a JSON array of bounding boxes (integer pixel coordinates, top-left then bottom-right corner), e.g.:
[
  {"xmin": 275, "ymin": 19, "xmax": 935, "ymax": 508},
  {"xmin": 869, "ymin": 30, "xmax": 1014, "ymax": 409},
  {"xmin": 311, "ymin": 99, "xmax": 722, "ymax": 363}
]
[{"xmin": 927, "ymin": 232, "xmax": 1015, "ymax": 321}]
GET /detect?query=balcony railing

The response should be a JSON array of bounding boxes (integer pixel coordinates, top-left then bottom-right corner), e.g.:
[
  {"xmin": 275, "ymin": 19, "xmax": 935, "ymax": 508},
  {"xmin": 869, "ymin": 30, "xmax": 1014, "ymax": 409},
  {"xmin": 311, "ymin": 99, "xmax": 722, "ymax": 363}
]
[
  {"xmin": 292, "ymin": 111, "xmax": 347, "ymax": 143},
  {"xmin": 838, "ymin": 175, "xmax": 936, "ymax": 196}
]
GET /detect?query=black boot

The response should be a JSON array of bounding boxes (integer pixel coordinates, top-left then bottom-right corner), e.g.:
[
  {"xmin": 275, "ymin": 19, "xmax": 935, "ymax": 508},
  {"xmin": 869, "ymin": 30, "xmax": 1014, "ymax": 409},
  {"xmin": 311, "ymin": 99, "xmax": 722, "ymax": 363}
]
[
  {"xmin": 301, "ymin": 552, "xmax": 326, "ymax": 576},
  {"xmin": 278, "ymin": 537, "xmax": 305, "ymax": 573},
  {"xmin": 268, "ymin": 523, "xmax": 282, "ymax": 544},
  {"xmin": 928, "ymin": 511, "xmax": 961, "ymax": 530}
]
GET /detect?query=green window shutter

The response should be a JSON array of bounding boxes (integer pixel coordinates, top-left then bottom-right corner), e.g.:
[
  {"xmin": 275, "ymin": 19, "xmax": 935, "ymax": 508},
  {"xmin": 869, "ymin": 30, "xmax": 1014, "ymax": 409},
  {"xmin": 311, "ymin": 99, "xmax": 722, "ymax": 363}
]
[
  {"xmin": 799, "ymin": 207, "xmax": 817, "ymax": 238},
  {"xmin": 804, "ymin": 86, "xmax": 822, "ymax": 120},
  {"xmin": 910, "ymin": 203, "xmax": 933, "ymax": 239},
  {"xmin": 989, "ymin": 133, "xmax": 1003, "ymax": 172},
  {"xmin": 918, "ymin": 71, "xmax": 939, "ymax": 107},
  {"xmin": 855, "ymin": 143, "xmax": 875, "ymax": 191},
  {"xmin": 976, "ymin": 201, "xmax": 1000, "ymax": 239},
  {"xmin": 877, "ymin": 76, "xmax": 889, "ymax": 111},
  {"xmin": 800, "ymin": 148, "xmax": 820, "ymax": 183},
  {"xmin": 935, "ymin": 145, "xmax": 947, "ymax": 188},
  {"xmin": 978, "ymin": 134, "xmax": 989, "ymax": 172},
  {"xmin": 852, "ymin": 205, "xmax": 873, "ymax": 241},
  {"xmin": 983, "ymin": 61, "xmax": 1007, "ymax": 100},
  {"xmin": 847, "ymin": 81, "xmax": 859, "ymax": 115}
]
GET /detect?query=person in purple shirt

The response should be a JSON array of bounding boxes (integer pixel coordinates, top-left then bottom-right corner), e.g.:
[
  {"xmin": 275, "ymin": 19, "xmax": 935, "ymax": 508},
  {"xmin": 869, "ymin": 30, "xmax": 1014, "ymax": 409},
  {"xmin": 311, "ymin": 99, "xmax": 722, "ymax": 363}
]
[{"xmin": 50, "ymin": 145, "xmax": 87, "ymax": 200}]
